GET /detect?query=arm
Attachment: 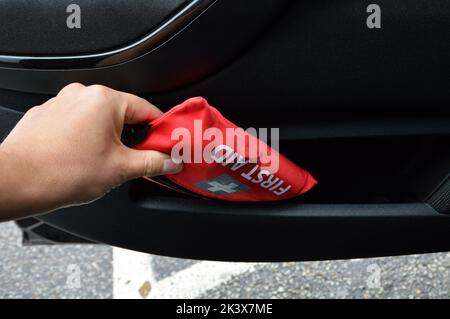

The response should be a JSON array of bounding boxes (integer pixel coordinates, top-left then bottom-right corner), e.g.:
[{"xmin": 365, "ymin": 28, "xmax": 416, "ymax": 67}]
[{"xmin": 0, "ymin": 83, "xmax": 182, "ymax": 221}]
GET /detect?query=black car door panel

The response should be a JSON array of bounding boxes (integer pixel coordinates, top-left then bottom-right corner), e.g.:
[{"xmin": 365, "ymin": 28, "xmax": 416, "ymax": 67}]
[{"xmin": 0, "ymin": 0, "xmax": 449, "ymax": 261}]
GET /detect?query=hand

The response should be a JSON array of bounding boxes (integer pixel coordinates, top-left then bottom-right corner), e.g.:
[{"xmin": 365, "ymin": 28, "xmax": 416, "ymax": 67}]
[{"xmin": 0, "ymin": 83, "xmax": 182, "ymax": 219}]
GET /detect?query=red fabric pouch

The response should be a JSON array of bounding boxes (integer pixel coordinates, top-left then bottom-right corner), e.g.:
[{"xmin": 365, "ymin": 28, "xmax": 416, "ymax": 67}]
[{"xmin": 134, "ymin": 97, "xmax": 317, "ymax": 202}]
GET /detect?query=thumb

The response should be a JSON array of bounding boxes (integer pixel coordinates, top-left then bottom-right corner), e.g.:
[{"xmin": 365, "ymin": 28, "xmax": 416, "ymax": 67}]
[{"xmin": 123, "ymin": 149, "xmax": 183, "ymax": 180}]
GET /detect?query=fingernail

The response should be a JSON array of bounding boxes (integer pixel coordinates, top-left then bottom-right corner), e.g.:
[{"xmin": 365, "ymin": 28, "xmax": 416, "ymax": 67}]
[{"xmin": 162, "ymin": 158, "xmax": 183, "ymax": 175}]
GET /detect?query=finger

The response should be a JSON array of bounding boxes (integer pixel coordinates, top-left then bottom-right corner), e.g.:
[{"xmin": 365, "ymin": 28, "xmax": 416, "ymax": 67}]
[
  {"xmin": 118, "ymin": 92, "xmax": 163, "ymax": 124},
  {"xmin": 121, "ymin": 149, "xmax": 183, "ymax": 180}
]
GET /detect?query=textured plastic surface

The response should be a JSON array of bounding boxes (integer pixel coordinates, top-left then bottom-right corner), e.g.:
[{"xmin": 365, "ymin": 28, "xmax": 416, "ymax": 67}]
[
  {"xmin": 427, "ymin": 176, "xmax": 450, "ymax": 214},
  {"xmin": 135, "ymin": 97, "xmax": 317, "ymax": 201},
  {"xmin": 0, "ymin": 0, "xmax": 188, "ymax": 55},
  {"xmin": 0, "ymin": 0, "xmax": 449, "ymax": 259},
  {"xmin": 1, "ymin": 106, "xmax": 450, "ymax": 260},
  {"xmin": 0, "ymin": 0, "xmax": 286, "ymax": 92}
]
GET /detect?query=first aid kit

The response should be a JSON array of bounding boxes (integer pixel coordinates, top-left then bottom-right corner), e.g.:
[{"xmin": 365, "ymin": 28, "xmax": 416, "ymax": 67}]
[{"xmin": 134, "ymin": 97, "xmax": 317, "ymax": 201}]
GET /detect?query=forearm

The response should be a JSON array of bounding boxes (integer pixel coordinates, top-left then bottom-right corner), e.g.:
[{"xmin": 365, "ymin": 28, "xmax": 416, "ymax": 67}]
[
  {"xmin": 0, "ymin": 147, "xmax": 51, "ymax": 221},
  {"xmin": 0, "ymin": 83, "xmax": 180, "ymax": 222}
]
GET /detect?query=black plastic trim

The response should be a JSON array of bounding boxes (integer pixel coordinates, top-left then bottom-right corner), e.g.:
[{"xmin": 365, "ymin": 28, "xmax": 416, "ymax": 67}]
[
  {"xmin": 0, "ymin": 0, "xmax": 288, "ymax": 94},
  {"xmin": 2, "ymin": 106, "xmax": 450, "ymax": 261},
  {"xmin": 427, "ymin": 175, "xmax": 450, "ymax": 214},
  {"xmin": 0, "ymin": 0, "xmax": 216, "ymax": 70},
  {"xmin": 37, "ymin": 184, "xmax": 450, "ymax": 262}
]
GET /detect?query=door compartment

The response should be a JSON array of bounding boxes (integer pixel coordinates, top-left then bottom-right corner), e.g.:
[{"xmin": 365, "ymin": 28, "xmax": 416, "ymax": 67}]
[{"xmin": 130, "ymin": 133, "xmax": 450, "ymax": 205}]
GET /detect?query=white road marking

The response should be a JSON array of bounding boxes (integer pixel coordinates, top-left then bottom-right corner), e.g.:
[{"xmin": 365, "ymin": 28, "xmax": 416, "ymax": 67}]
[
  {"xmin": 151, "ymin": 261, "xmax": 257, "ymax": 299},
  {"xmin": 112, "ymin": 247, "xmax": 156, "ymax": 299},
  {"xmin": 112, "ymin": 247, "xmax": 257, "ymax": 299}
]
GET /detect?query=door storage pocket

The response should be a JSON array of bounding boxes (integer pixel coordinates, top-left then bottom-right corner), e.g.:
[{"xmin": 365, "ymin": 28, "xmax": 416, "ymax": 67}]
[{"xmin": 130, "ymin": 133, "xmax": 450, "ymax": 205}]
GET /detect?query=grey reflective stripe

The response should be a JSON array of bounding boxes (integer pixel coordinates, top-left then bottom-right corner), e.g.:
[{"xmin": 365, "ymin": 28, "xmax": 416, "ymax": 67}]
[{"xmin": 195, "ymin": 174, "xmax": 250, "ymax": 196}]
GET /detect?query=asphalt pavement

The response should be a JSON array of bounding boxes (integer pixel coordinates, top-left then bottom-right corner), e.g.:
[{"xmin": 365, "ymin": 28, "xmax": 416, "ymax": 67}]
[{"xmin": 0, "ymin": 222, "xmax": 449, "ymax": 299}]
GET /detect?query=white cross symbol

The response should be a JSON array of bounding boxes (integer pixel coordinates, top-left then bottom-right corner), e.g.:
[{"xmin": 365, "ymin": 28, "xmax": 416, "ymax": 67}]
[{"xmin": 207, "ymin": 181, "xmax": 240, "ymax": 194}]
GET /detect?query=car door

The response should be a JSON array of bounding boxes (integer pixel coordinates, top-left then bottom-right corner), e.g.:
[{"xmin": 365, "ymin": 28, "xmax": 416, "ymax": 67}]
[{"xmin": 0, "ymin": 0, "xmax": 449, "ymax": 261}]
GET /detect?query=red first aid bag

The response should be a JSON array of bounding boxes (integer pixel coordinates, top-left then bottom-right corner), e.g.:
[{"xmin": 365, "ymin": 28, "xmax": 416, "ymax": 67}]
[{"xmin": 134, "ymin": 97, "xmax": 317, "ymax": 202}]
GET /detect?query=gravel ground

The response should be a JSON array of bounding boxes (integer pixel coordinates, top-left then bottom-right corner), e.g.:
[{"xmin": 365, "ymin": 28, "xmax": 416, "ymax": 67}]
[
  {"xmin": 0, "ymin": 222, "xmax": 112, "ymax": 299},
  {"xmin": 201, "ymin": 255, "xmax": 450, "ymax": 299},
  {"xmin": 0, "ymin": 222, "xmax": 449, "ymax": 299}
]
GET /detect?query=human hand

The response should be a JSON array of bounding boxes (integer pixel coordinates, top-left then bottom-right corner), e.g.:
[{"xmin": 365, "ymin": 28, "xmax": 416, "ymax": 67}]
[{"xmin": 0, "ymin": 83, "xmax": 182, "ymax": 219}]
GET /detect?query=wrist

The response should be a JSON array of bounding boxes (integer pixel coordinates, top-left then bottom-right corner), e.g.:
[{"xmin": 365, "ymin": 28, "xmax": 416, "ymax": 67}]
[{"xmin": 0, "ymin": 146, "xmax": 47, "ymax": 219}]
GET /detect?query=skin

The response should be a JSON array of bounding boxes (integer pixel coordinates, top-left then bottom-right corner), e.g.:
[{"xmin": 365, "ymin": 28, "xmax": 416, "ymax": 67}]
[{"xmin": 0, "ymin": 83, "xmax": 183, "ymax": 221}]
